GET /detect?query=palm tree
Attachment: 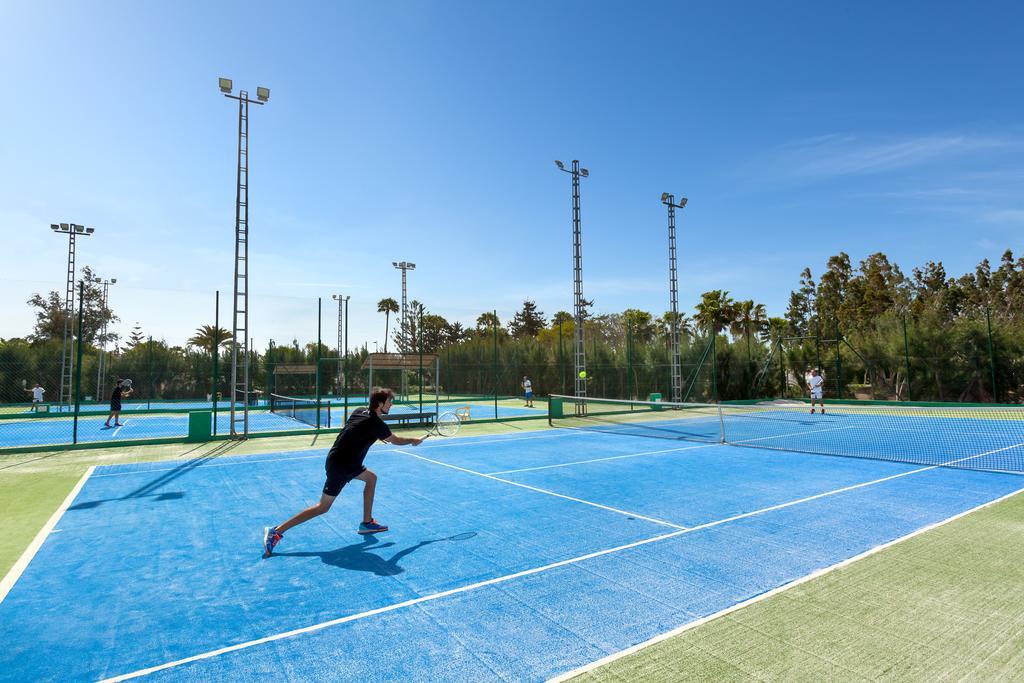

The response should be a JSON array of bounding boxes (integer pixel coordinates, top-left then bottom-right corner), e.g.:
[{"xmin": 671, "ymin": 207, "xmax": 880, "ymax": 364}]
[
  {"xmin": 377, "ymin": 298, "xmax": 399, "ymax": 352},
  {"xmin": 658, "ymin": 311, "xmax": 693, "ymax": 345},
  {"xmin": 476, "ymin": 311, "xmax": 500, "ymax": 331},
  {"xmin": 188, "ymin": 325, "xmax": 233, "ymax": 351},
  {"xmin": 694, "ymin": 290, "xmax": 738, "ymax": 336},
  {"xmin": 730, "ymin": 300, "xmax": 768, "ymax": 361}
]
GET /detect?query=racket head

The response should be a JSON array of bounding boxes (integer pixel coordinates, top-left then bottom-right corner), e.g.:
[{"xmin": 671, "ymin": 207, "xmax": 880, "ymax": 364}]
[
  {"xmin": 436, "ymin": 411, "xmax": 461, "ymax": 437},
  {"xmin": 121, "ymin": 378, "xmax": 133, "ymax": 389}
]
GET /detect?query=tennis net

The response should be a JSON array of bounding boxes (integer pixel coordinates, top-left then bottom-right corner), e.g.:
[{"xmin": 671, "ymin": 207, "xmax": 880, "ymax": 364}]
[
  {"xmin": 270, "ymin": 393, "xmax": 331, "ymax": 429},
  {"xmin": 548, "ymin": 395, "xmax": 1024, "ymax": 474}
]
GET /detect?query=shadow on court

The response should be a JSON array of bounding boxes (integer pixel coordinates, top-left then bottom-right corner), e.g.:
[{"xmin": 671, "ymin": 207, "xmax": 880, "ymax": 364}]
[
  {"xmin": 272, "ymin": 532, "xmax": 477, "ymax": 576},
  {"xmin": 67, "ymin": 441, "xmax": 242, "ymax": 510}
]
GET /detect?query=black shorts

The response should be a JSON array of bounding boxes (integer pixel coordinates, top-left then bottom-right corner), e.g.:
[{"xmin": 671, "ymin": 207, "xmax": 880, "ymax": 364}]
[
  {"xmin": 110, "ymin": 401, "xmax": 122, "ymax": 412},
  {"xmin": 323, "ymin": 461, "xmax": 366, "ymax": 497}
]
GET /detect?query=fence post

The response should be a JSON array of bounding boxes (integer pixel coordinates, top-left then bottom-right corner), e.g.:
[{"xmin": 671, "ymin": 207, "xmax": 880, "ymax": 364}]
[
  {"xmin": 626, "ymin": 322, "xmax": 633, "ymax": 400},
  {"xmin": 212, "ymin": 291, "xmax": 219, "ymax": 435},
  {"xmin": 986, "ymin": 308, "xmax": 997, "ymax": 402},
  {"xmin": 492, "ymin": 310, "xmax": 498, "ymax": 419},
  {"xmin": 72, "ymin": 282, "xmax": 85, "ymax": 444},
  {"xmin": 147, "ymin": 336, "xmax": 154, "ymax": 409},
  {"xmin": 834, "ymin": 319, "xmax": 843, "ymax": 399},
  {"xmin": 316, "ymin": 298, "xmax": 322, "ymax": 429},
  {"xmin": 559, "ymin": 321, "xmax": 565, "ymax": 395},
  {"xmin": 902, "ymin": 315, "xmax": 912, "ymax": 401}
]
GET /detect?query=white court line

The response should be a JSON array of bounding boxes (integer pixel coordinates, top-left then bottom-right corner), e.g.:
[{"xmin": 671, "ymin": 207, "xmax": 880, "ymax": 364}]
[
  {"xmin": 486, "ymin": 442, "xmax": 716, "ymax": 475},
  {"xmin": 398, "ymin": 450, "xmax": 688, "ymax": 530},
  {"xmin": 0, "ymin": 466, "xmax": 95, "ymax": 605},
  {"xmin": 112, "ymin": 422, "xmax": 125, "ymax": 437},
  {"xmin": 548, "ymin": 482, "xmax": 1024, "ymax": 682},
  {"xmin": 88, "ymin": 430, "xmax": 576, "ymax": 478},
  {"xmin": 97, "ymin": 448, "xmax": 1006, "ymax": 682},
  {"xmin": 516, "ymin": 423, "xmax": 859, "ymax": 477}
]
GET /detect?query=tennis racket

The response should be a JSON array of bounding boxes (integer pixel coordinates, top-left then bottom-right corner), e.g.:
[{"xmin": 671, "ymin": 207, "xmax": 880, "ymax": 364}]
[
  {"xmin": 422, "ymin": 411, "xmax": 461, "ymax": 440},
  {"xmin": 121, "ymin": 378, "xmax": 133, "ymax": 389}
]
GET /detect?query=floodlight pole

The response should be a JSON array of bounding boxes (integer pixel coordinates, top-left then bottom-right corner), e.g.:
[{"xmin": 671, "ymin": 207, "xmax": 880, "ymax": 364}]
[
  {"xmin": 332, "ymin": 294, "xmax": 350, "ymax": 390},
  {"xmin": 49, "ymin": 223, "xmax": 94, "ymax": 409},
  {"xmin": 220, "ymin": 78, "xmax": 269, "ymax": 439},
  {"xmin": 555, "ymin": 160, "xmax": 589, "ymax": 413},
  {"xmin": 393, "ymin": 261, "xmax": 415, "ymax": 400},
  {"xmin": 662, "ymin": 193, "xmax": 688, "ymax": 403},
  {"xmin": 95, "ymin": 277, "xmax": 116, "ymax": 401}
]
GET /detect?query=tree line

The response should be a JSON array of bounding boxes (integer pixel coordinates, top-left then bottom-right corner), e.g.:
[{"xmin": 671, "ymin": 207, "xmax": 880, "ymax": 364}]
[{"xmin": 3, "ymin": 250, "xmax": 1023, "ymax": 405}]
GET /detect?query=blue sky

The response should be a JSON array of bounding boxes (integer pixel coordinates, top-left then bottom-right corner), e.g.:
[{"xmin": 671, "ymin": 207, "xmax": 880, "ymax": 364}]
[{"xmin": 2, "ymin": 1, "xmax": 1022, "ymax": 350}]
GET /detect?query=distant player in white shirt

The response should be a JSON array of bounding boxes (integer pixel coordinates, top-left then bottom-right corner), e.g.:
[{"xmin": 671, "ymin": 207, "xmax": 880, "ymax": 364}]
[
  {"xmin": 26, "ymin": 383, "xmax": 45, "ymax": 411},
  {"xmin": 522, "ymin": 375, "xmax": 534, "ymax": 407},
  {"xmin": 808, "ymin": 368, "xmax": 825, "ymax": 414}
]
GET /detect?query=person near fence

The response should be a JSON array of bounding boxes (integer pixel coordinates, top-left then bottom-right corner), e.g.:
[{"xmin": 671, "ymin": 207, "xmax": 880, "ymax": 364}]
[
  {"xmin": 808, "ymin": 368, "xmax": 825, "ymax": 414},
  {"xmin": 262, "ymin": 386, "xmax": 423, "ymax": 557},
  {"xmin": 104, "ymin": 379, "xmax": 132, "ymax": 428},
  {"xmin": 522, "ymin": 375, "xmax": 534, "ymax": 407},
  {"xmin": 25, "ymin": 383, "xmax": 45, "ymax": 411}
]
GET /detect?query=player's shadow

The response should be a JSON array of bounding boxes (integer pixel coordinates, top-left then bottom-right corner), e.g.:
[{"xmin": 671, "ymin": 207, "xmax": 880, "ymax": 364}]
[
  {"xmin": 274, "ymin": 532, "xmax": 476, "ymax": 576},
  {"xmin": 68, "ymin": 441, "xmax": 240, "ymax": 510}
]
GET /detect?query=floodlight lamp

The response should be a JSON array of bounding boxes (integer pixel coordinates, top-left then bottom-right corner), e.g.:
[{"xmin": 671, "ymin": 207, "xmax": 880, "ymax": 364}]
[
  {"xmin": 50, "ymin": 224, "xmax": 60, "ymax": 231},
  {"xmin": 679, "ymin": 198, "xmax": 688, "ymax": 207},
  {"xmin": 74, "ymin": 224, "xmax": 85, "ymax": 233},
  {"xmin": 661, "ymin": 192, "xmax": 671, "ymax": 202},
  {"xmin": 60, "ymin": 223, "xmax": 70, "ymax": 231},
  {"xmin": 111, "ymin": 278, "xmax": 117, "ymax": 284},
  {"xmin": 256, "ymin": 87, "xmax": 270, "ymax": 102},
  {"xmin": 555, "ymin": 160, "xmax": 564, "ymax": 169},
  {"xmin": 580, "ymin": 168, "xmax": 589, "ymax": 177},
  {"xmin": 85, "ymin": 227, "xmax": 95, "ymax": 234},
  {"xmin": 219, "ymin": 78, "xmax": 233, "ymax": 94}
]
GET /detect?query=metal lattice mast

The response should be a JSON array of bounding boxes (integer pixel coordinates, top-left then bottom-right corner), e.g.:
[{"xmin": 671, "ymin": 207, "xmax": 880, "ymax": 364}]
[
  {"xmin": 662, "ymin": 193, "xmax": 688, "ymax": 403},
  {"xmin": 50, "ymin": 223, "xmax": 94, "ymax": 408},
  {"xmin": 95, "ymin": 277, "xmax": 116, "ymax": 401},
  {"xmin": 220, "ymin": 78, "xmax": 269, "ymax": 439},
  {"xmin": 332, "ymin": 294, "xmax": 349, "ymax": 388},
  {"xmin": 555, "ymin": 160, "xmax": 589, "ymax": 414},
  {"xmin": 392, "ymin": 262, "xmax": 415, "ymax": 400}
]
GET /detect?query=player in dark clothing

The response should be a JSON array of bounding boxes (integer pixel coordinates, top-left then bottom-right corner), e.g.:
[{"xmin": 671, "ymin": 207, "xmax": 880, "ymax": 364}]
[
  {"xmin": 104, "ymin": 379, "xmax": 132, "ymax": 428},
  {"xmin": 262, "ymin": 387, "xmax": 422, "ymax": 557}
]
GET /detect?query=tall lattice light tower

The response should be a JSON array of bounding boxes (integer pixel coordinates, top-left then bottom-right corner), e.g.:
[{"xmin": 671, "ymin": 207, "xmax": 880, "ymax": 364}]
[
  {"xmin": 220, "ymin": 77, "xmax": 269, "ymax": 439},
  {"xmin": 50, "ymin": 223, "xmax": 95, "ymax": 408},
  {"xmin": 392, "ymin": 262, "xmax": 415, "ymax": 400},
  {"xmin": 95, "ymin": 276, "xmax": 116, "ymax": 401},
  {"xmin": 661, "ymin": 193, "xmax": 688, "ymax": 403},
  {"xmin": 555, "ymin": 160, "xmax": 589, "ymax": 413}
]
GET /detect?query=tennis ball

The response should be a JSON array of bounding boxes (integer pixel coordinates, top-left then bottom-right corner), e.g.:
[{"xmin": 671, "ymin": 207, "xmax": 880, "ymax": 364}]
[{"xmin": 578, "ymin": 370, "xmax": 587, "ymax": 379}]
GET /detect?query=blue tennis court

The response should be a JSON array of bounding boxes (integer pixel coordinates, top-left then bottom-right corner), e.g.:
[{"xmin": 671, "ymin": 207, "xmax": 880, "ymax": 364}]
[
  {"xmin": 2, "ymin": 422, "xmax": 1022, "ymax": 680},
  {"xmin": 0, "ymin": 402, "xmax": 545, "ymax": 449}
]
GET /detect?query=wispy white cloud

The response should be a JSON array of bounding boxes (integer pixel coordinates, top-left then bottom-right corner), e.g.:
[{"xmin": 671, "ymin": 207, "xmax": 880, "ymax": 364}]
[
  {"xmin": 982, "ymin": 209, "xmax": 1024, "ymax": 224},
  {"xmin": 773, "ymin": 133, "xmax": 1016, "ymax": 179}
]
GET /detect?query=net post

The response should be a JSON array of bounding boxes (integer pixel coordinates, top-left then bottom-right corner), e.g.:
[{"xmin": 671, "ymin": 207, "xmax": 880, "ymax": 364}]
[{"xmin": 716, "ymin": 402, "xmax": 726, "ymax": 444}]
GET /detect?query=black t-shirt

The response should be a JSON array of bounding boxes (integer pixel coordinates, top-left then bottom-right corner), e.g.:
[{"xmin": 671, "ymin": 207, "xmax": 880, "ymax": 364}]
[
  {"xmin": 110, "ymin": 386, "xmax": 123, "ymax": 404},
  {"xmin": 326, "ymin": 408, "xmax": 392, "ymax": 470}
]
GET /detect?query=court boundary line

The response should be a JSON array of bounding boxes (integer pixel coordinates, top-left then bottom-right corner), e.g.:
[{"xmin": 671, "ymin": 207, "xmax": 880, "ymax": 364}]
[
  {"xmin": 398, "ymin": 450, "xmax": 689, "ymax": 530},
  {"xmin": 495, "ymin": 423, "xmax": 861, "ymax": 476},
  {"xmin": 0, "ymin": 465, "xmax": 95, "ymax": 605},
  {"xmin": 87, "ymin": 430, "xmax": 578, "ymax": 478},
  {"xmin": 96, "ymin": 452, "xmax": 1012, "ymax": 682},
  {"xmin": 547, "ymin": 482, "xmax": 1024, "ymax": 682}
]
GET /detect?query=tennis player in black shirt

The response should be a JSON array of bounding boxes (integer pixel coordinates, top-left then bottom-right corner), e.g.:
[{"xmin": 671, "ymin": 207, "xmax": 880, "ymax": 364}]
[{"xmin": 263, "ymin": 387, "xmax": 422, "ymax": 557}]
